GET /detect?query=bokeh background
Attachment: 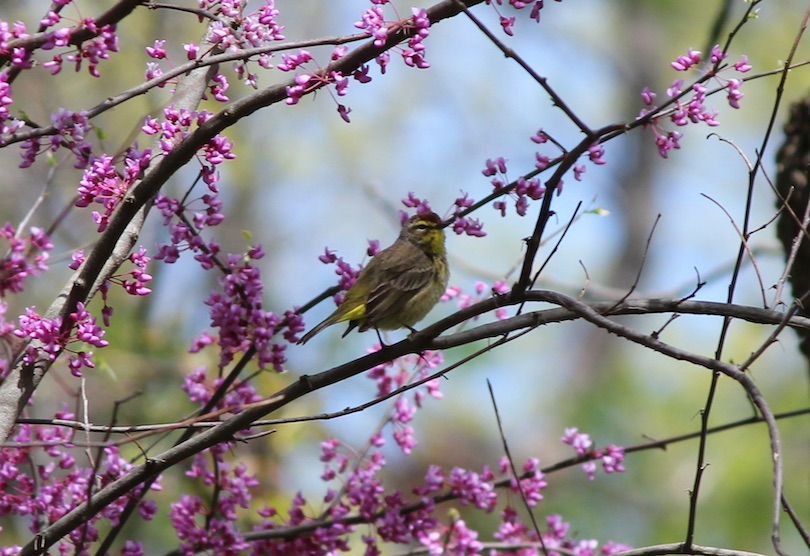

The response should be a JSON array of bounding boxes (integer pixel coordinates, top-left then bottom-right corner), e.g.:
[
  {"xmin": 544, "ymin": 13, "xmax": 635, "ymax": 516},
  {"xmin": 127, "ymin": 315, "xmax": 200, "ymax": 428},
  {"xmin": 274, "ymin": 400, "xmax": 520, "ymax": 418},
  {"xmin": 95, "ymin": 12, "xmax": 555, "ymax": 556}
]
[{"xmin": 1, "ymin": 0, "xmax": 809, "ymax": 553}]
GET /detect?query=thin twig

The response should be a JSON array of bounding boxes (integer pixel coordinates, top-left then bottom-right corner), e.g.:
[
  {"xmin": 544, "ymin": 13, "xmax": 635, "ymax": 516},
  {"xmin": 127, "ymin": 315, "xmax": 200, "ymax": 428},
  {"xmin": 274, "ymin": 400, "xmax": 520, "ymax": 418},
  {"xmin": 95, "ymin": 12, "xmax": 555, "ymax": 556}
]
[
  {"xmin": 607, "ymin": 214, "xmax": 661, "ymax": 312},
  {"xmin": 451, "ymin": 0, "xmax": 592, "ymax": 134},
  {"xmin": 700, "ymin": 193, "xmax": 767, "ymax": 307},
  {"xmin": 487, "ymin": 380, "xmax": 548, "ymax": 554}
]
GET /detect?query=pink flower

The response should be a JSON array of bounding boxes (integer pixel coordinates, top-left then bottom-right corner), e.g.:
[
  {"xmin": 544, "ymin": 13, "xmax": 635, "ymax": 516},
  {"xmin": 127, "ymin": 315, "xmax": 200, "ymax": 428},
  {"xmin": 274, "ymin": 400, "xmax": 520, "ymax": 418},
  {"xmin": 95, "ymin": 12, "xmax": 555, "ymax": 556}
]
[{"xmin": 671, "ymin": 47, "xmax": 701, "ymax": 71}]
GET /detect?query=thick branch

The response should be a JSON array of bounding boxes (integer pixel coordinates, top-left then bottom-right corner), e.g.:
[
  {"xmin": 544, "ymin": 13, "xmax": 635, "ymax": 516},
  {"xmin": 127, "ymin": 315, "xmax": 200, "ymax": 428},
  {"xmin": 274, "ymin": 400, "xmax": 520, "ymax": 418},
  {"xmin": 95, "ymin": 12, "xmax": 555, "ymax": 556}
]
[{"xmin": 17, "ymin": 287, "xmax": 798, "ymax": 553}]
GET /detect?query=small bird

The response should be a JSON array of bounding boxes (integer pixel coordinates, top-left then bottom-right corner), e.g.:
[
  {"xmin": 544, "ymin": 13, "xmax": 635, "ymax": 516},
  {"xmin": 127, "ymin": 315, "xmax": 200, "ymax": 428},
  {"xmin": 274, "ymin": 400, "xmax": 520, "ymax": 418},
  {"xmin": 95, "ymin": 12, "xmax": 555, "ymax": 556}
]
[{"xmin": 298, "ymin": 211, "xmax": 449, "ymax": 344}]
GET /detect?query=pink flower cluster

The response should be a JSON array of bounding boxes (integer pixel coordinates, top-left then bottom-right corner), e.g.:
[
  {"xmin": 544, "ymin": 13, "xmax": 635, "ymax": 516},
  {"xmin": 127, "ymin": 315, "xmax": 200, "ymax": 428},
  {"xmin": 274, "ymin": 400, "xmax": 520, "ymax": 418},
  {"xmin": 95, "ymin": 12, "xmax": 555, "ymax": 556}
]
[
  {"xmin": 149, "ymin": 2, "xmax": 285, "ymax": 94},
  {"xmin": 639, "ymin": 44, "xmax": 752, "ymax": 158},
  {"xmin": 0, "ymin": 218, "xmax": 148, "ymax": 380},
  {"xmin": 366, "ymin": 347, "xmax": 444, "ymax": 453},
  {"xmin": 443, "ymin": 279, "xmax": 510, "ymax": 321},
  {"xmin": 66, "ymin": 247, "xmax": 153, "ymax": 334},
  {"xmin": 496, "ymin": 510, "xmax": 632, "ymax": 555},
  {"xmin": 355, "ymin": 4, "xmax": 431, "ymax": 68},
  {"xmin": 485, "ymin": 156, "xmax": 548, "ymax": 217},
  {"xmin": 0, "ymin": 11, "xmax": 123, "ymax": 168},
  {"xmin": 58, "ymin": 21, "xmax": 119, "ymax": 77},
  {"xmin": 14, "ymin": 301, "xmax": 109, "ymax": 377},
  {"xmin": 0, "ymin": 413, "xmax": 160, "ymax": 556},
  {"xmin": 0, "ymin": 73, "xmax": 21, "ymax": 138},
  {"xmin": 169, "ymin": 452, "xmax": 259, "ymax": 555},
  {"xmin": 195, "ymin": 250, "xmax": 291, "ymax": 371},
  {"xmin": 314, "ymin": 246, "xmax": 363, "ymax": 308},
  {"xmin": 142, "ymin": 106, "xmax": 233, "ymax": 163},
  {"xmin": 148, "ymin": 108, "xmax": 231, "ymax": 264},
  {"xmin": 263, "ymin": 440, "xmax": 540, "ymax": 554},
  {"xmin": 146, "ymin": 106, "xmax": 298, "ymax": 371},
  {"xmin": 472, "ymin": 131, "xmax": 605, "ymax": 225},
  {"xmin": 281, "ymin": 439, "xmax": 573, "ymax": 555},
  {"xmin": 168, "ymin": 365, "xmax": 630, "ymax": 555},
  {"xmin": 277, "ymin": 3, "xmax": 433, "ymax": 121},
  {"xmin": 115, "ymin": 247, "xmax": 153, "ymax": 297},
  {"xmin": 400, "ymin": 191, "xmax": 486, "ymax": 237},
  {"xmin": 75, "ymin": 147, "xmax": 152, "ymax": 232},
  {"xmin": 173, "ymin": 370, "xmax": 265, "ymax": 552},
  {"xmin": 182, "ymin": 365, "xmax": 263, "ymax": 410},
  {"xmin": 280, "ymin": 46, "xmax": 373, "ymax": 123},
  {"xmin": 562, "ymin": 427, "xmax": 626, "ymax": 481},
  {"xmin": 0, "ymin": 223, "xmax": 53, "ymax": 297},
  {"xmin": 202, "ymin": 0, "xmax": 285, "ymax": 51},
  {"xmin": 4, "ymin": 13, "xmax": 120, "ymax": 78},
  {"xmin": 485, "ymin": 0, "xmax": 563, "ymax": 35},
  {"xmin": 20, "ymin": 108, "xmax": 94, "ymax": 169},
  {"xmin": 401, "ymin": 191, "xmax": 433, "ymax": 217}
]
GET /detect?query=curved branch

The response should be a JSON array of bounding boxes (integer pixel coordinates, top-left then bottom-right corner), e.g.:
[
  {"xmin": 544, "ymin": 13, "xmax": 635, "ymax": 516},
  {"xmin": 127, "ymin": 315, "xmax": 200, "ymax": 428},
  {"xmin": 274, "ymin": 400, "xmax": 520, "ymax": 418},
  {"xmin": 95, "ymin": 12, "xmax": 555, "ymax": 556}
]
[
  {"xmin": 541, "ymin": 293, "xmax": 785, "ymax": 554},
  {"xmin": 17, "ymin": 286, "xmax": 799, "ymax": 554},
  {"xmin": 427, "ymin": 294, "xmax": 810, "ymax": 349}
]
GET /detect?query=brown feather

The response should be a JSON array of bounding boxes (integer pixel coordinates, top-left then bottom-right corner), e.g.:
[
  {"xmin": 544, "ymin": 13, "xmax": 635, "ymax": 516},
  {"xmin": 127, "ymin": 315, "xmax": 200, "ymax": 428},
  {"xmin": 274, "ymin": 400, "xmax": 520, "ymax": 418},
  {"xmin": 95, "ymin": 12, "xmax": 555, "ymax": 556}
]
[{"xmin": 360, "ymin": 242, "xmax": 434, "ymax": 331}]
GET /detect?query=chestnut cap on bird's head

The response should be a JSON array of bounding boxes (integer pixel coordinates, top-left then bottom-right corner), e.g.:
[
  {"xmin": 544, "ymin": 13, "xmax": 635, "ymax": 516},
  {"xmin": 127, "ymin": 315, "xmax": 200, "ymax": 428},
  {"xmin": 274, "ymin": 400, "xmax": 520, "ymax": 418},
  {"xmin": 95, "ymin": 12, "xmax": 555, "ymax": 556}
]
[{"xmin": 401, "ymin": 211, "xmax": 446, "ymax": 256}]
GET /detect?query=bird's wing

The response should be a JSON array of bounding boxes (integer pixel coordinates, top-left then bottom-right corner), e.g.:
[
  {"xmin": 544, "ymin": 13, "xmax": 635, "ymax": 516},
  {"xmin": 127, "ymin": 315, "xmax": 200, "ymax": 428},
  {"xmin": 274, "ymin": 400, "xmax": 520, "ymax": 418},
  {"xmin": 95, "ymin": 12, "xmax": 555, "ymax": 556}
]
[{"xmin": 361, "ymin": 244, "xmax": 434, "ymax": 330}]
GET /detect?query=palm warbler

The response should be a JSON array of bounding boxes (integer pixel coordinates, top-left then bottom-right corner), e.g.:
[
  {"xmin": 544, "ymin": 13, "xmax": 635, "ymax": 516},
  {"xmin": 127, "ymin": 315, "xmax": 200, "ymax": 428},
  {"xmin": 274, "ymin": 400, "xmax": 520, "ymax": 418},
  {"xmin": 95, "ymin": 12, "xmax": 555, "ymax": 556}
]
[{"xmin": 298, "ymin": 211, "xmax": 449, "ymax": 344}]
